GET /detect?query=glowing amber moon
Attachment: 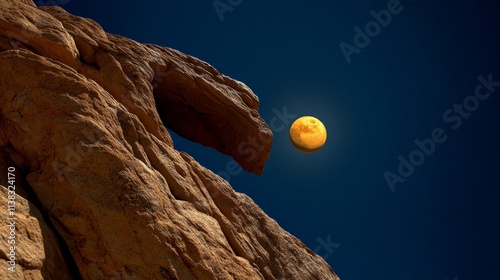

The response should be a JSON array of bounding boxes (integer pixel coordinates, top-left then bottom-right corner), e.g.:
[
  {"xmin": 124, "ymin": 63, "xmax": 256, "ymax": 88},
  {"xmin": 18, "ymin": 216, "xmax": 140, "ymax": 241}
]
[{"xmin": 289, "ymin": 116, "xmax": 327, "ymax": 153}]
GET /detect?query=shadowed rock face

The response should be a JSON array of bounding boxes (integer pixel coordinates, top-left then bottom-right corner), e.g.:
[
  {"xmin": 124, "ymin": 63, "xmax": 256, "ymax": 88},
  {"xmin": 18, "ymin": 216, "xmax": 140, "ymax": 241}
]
[{"xmin": 0, "ymin": 1, "xmax": 340, "ymax": 279}]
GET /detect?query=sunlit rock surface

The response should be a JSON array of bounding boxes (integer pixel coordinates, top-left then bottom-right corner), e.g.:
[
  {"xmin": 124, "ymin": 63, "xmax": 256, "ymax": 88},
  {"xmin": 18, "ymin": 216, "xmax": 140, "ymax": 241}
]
[{"xmin": 0, "ymin": 1, "xmax": 339, "ymax": 279}]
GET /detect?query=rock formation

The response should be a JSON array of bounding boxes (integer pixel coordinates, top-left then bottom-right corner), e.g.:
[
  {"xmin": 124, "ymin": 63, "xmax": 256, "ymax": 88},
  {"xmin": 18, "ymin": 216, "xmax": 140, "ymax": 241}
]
[{"xmin": 0, "ymin": 1, "xmax": 340, "ymax": 279}]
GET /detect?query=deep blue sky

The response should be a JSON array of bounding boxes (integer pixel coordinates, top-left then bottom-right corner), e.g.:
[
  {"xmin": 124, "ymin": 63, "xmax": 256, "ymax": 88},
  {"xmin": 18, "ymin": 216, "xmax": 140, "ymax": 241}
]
[{"xmin": 55, "ymin": 0, "xmax": 499, "ymax": 279}]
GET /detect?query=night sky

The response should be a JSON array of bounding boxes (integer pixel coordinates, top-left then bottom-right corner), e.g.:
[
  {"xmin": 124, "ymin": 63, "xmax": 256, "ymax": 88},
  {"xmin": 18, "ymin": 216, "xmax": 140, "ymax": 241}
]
[{"xmin": 50, "ymin": 0, "xmax": 500, "ymax": 279}]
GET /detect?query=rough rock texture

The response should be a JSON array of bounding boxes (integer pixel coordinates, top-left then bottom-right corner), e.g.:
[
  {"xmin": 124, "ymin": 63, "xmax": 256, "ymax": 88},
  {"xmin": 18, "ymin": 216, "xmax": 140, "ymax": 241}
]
[
  {"xmin": 0, "ymin": 1, "xmax": 339, "ymax": 279},
  {"xmin": 0, "ymin": 152, "xmax": 74, "ymax": 279}
]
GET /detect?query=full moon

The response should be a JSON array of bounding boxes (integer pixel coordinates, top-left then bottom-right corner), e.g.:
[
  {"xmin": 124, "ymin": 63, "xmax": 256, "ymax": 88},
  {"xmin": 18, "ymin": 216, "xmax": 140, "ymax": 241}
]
[{"xmin": 289, "ymin": 116, "xmax": 327, "ymax": 153}]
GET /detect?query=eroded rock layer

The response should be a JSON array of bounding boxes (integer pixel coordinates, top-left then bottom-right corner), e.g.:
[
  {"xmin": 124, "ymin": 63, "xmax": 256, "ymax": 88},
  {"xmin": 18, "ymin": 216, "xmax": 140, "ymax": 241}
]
[{"xmin": 0, "ymin": 1, "xmax": 339, "ymax": 279}]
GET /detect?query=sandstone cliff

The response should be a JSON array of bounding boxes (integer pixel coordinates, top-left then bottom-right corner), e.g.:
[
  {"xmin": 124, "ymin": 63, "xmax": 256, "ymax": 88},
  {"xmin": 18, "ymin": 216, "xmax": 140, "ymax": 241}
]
[{"xmin": 0, "ymin": 1, "xmax": 340, "ymax": 279}]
